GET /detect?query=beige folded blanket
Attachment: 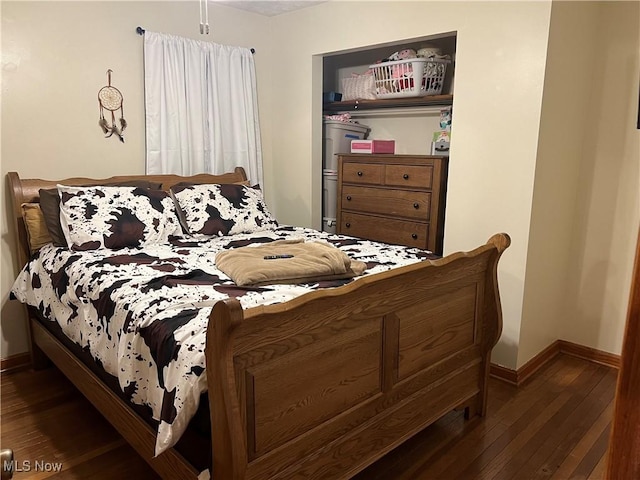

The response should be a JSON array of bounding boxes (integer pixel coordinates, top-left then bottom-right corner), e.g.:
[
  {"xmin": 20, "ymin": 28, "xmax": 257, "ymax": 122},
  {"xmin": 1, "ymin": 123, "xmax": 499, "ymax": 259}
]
[{"xmin": 215, "ymin": 238, "xmax": 367, "ymax": 286}]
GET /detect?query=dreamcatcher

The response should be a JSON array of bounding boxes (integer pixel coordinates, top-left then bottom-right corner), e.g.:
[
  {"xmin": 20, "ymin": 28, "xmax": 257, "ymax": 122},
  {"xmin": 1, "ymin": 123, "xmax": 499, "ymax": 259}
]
[{"xmin": 98, "ymin": 69, "xmax": 127, "ymax": 143}]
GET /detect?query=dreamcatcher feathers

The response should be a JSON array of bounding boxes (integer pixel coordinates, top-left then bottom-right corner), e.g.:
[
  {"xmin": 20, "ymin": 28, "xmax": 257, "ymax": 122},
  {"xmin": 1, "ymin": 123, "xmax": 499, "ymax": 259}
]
[{"xmin": 98, "ymin": 69, "xmax": 127, "ymax": 143}]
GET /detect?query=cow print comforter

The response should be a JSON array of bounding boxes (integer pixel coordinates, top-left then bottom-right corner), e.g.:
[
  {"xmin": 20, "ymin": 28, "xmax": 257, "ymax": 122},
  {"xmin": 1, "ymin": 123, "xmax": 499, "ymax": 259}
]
[{"xmin": 11, "ymin": 226, "xmax": 435, "ymax": 455}]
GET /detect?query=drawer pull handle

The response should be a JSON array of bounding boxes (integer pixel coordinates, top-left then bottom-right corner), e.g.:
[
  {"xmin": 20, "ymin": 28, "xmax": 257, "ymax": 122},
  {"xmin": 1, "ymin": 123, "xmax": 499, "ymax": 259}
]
[
  {"xmin": 357, "ymin": 171, "xmax": 363, "ymax": 176},
  {"xmin": 345, "ymin": 223, "xmax": 351, "ymax": 228},
  {"xmin": 403, "ymin": 174, "xmax": 409, "ymax": 180},
  {"xmin": 412, "ymin": 233, "xmax": 418, "ymax": 240},
  {"xmin": 413, "ymin": 203, "xmax": 420, "ymax": 209},
  {"xmin": 346, "ymin": 195, "xmax": 352, "ymax": 201}
]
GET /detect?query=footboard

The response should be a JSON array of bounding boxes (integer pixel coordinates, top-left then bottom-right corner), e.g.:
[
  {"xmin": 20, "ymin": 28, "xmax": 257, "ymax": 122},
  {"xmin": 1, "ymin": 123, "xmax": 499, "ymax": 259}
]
[{"xmin": 206, "ymin": 234, "xmax": 510, "ymax": 480}]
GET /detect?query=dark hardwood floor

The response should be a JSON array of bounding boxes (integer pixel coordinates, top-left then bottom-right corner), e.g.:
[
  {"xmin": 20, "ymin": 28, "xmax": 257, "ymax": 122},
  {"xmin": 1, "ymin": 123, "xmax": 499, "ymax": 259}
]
[{"xmin": 0, "ymin": 354, "xmax": 614, "ymax": 479}]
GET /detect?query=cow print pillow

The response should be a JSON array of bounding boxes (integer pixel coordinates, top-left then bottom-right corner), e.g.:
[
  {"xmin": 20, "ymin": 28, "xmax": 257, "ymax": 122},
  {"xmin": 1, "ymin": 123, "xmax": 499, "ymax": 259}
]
[
  {"xmin": 171, "ymin": 183, "xmax": 278, "ymax": 236},
  {"xmin": 58, "ymin": 185, "xmax": 182, "ymax": 251}
]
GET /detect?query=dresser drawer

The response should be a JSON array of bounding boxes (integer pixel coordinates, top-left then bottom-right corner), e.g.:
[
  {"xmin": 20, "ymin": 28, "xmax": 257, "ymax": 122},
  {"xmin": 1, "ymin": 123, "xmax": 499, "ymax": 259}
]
[
  {"xmin": 341, "ymin": 186, "xmax": 431, "ymax": 220},
  {"xmin": 342, "ymin": 163, "xmax": 383, "ymax": 185},
  {"xmin": 339, "ymin": 212, "xmax": 429, "ymax": 249},
  {"xmin": 385, "ymin": 164, "xmax": 433, "ymax": 189}
]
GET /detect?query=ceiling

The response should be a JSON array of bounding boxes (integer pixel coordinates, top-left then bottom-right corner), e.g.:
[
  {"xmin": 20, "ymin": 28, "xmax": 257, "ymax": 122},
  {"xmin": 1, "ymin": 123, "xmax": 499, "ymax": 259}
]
[{"xmin": 215, "ymin": 1, "xmax": 327, "ymax": 17}]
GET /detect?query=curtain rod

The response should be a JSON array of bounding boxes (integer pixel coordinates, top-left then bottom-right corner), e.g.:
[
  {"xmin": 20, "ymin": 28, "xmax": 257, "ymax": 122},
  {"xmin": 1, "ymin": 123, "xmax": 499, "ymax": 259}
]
[{"xmin": 136, "ymin": 27, "xmax": 255, "ymax": 54}]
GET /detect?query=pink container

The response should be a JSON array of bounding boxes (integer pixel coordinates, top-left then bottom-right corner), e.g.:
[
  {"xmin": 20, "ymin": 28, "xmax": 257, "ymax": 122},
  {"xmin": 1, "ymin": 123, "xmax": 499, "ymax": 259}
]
[{"xmin": 350, "ymin": 139, "xmax": 396, "ymax": 154}]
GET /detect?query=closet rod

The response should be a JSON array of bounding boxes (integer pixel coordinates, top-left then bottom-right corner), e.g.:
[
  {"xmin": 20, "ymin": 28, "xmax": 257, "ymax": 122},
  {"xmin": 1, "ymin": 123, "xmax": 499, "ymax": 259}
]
[{"xmin": 135, "ymin": 27, "xmax": 255, "ymax": 54}]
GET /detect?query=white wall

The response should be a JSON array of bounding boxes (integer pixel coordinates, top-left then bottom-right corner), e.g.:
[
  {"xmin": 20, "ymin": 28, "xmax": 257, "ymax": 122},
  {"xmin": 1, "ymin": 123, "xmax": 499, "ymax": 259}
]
[
  {"xmin": 508, "ymin": 0, "xmax": 639, "ymax": 367},
  {"xmin": 560, "ymin": 1, "xmax": 640, "ymax": 355},
  {"xmin": 0, "ymin": 1, "xmax": 272, "ymax": 358},
  {"xmin": 268, "ymin": 0, "xmax": 553, "ymax": 368},
  {"xmin": 517, "ymin": 1, "xmax": 603, "ymax": 367}
]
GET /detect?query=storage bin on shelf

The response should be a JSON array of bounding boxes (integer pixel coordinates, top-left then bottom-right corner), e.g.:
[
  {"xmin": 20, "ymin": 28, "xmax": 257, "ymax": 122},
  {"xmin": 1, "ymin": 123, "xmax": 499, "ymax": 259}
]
[
  {"xmin": 369, "ymin": 58, "xmax": 450, "ymax": 99},
  {"xmin": 323, "ymin": 120, "xmax": 370, "ymax": 170}
]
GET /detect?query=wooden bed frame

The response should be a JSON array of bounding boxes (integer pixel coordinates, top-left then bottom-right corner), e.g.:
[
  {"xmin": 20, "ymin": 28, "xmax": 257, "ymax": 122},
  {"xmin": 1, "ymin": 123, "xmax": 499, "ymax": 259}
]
[{"xmin": 8, "ymin": 169, "xmax": 510, "ymax": 480}]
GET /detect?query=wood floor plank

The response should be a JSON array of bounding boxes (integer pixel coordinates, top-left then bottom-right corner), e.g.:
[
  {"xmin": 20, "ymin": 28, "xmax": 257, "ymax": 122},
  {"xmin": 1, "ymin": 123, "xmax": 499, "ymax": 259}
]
[
  {"xmin": 484, "ymin": 363, "xmax": 607, "ymax": 479},
  {"xmin": 0, "ymin": 367, "xmax": 155, "ymax": 480},
  {"xmin": 586, "ymin": 450, "xmax": 608, "ymax": 480},
  {"xmin": 567, "ymin": 422, "xmax": 612, "ymax": 480},
  {"xmin": 0, "ymin": 353, "xmax": 615, "ymax": 480},
  {"xmin": 549, "ymin": 403, "xmax": 613, "ymax": 480},
  {"xmin": 4, "ymin": 397, "xmax": 127, "ymax": 463},
  {"xmin": 459, "ymin": 391, "xmax": 573, "ymax": 480},
  {"xmin": 44, "ymin": 444, "xmax": 159, "ymax": 480},
  {"xmin": 514, "ymin": 367, "xmax": 617, "ymax": 479}
]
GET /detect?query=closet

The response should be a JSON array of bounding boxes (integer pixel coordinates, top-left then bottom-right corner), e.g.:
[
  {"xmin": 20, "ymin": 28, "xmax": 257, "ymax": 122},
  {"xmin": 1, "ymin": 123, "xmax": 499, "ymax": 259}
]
[{"xmin": 321, "ymin": 32, "xmax": 456, "ymax": 255}]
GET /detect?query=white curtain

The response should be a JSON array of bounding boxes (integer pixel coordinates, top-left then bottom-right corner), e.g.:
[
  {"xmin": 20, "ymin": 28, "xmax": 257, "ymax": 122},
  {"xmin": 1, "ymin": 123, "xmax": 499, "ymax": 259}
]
[{"xmin": 144, "ymin": 31, "xmax": 263, "ymax": 185}]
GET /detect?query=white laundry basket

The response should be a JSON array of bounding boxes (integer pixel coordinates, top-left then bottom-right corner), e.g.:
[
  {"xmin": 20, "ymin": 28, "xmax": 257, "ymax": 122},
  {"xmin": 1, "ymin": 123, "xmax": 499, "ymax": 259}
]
[{"xmin": 369, "ymin": 58, "xmax": 450, "ymax": 99}]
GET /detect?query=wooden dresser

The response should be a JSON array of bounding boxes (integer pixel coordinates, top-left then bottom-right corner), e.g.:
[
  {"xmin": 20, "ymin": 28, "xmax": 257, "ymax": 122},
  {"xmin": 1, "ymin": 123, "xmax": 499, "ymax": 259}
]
[{"xmin": 336, "ymin": 154, "xmax": 448, "ymax": 255}]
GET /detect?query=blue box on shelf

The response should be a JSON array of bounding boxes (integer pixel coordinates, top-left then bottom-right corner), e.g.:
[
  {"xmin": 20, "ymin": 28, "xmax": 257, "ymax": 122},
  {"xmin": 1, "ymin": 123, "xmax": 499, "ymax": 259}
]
[{"xmin": 323, "ymin": 91, "xmax": 342, "ymax": 103}]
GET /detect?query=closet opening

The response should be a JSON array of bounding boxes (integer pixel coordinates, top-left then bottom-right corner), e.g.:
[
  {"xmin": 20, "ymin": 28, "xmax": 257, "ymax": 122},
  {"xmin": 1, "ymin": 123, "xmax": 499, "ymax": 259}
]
[{"xmin": 316, "ymin": 32, "xmax": 457, "ymax": 253}]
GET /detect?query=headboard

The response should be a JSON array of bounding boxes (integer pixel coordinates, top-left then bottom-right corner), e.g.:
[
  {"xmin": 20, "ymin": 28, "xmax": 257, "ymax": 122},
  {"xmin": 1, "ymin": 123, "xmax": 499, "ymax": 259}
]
[{"xmin": 7, "ymin": 167, "xmax": 248, "ymax": 272}]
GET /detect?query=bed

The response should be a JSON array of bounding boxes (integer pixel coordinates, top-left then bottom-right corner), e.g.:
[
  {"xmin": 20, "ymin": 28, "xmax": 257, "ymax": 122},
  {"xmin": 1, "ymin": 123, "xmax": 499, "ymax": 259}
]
[{"xmin": 8, "ymin": 168, "xmax": 510, "ymax": 480}]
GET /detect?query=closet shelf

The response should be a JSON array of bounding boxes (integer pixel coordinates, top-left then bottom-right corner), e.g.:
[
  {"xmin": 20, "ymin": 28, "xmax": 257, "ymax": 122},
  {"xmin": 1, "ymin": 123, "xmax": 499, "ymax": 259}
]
[{"xmin": 323, "ymin": 94, "xmax": 453, "ymax": 113}]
